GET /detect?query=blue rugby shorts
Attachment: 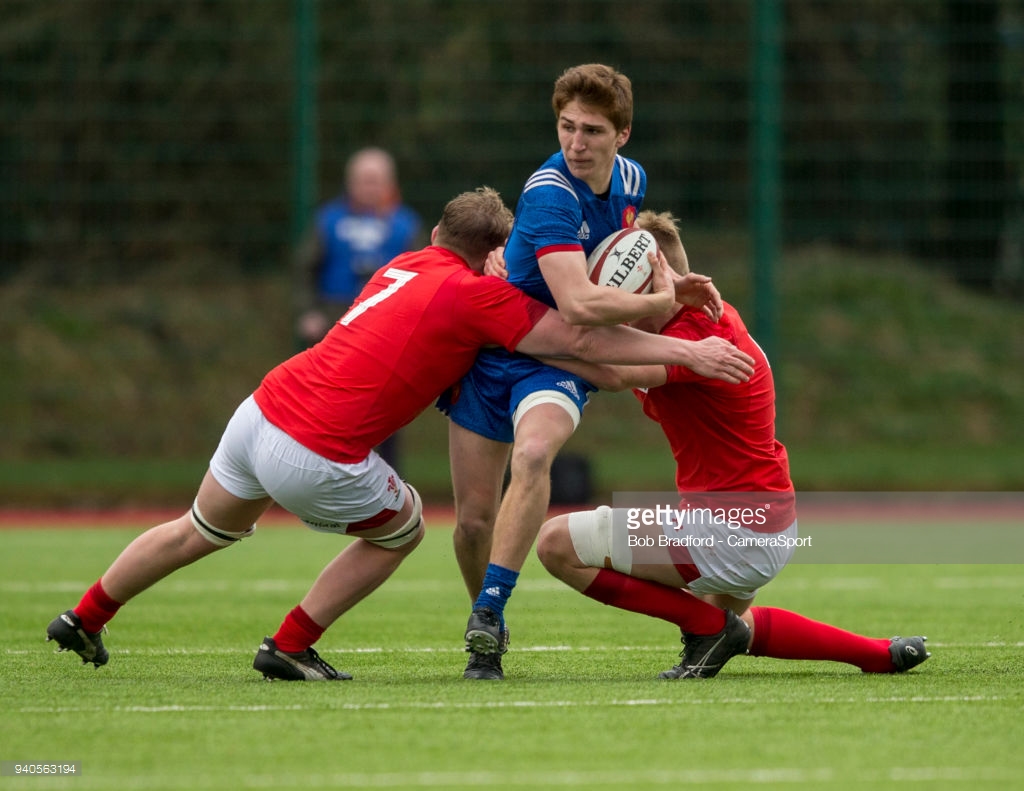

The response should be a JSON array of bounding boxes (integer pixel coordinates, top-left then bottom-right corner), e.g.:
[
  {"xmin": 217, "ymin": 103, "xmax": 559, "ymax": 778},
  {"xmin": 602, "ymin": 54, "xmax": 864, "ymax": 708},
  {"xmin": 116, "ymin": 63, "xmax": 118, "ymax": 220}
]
[{"xmin": 437, "ymin": 348, "xmax": 595, "ymax": 443}]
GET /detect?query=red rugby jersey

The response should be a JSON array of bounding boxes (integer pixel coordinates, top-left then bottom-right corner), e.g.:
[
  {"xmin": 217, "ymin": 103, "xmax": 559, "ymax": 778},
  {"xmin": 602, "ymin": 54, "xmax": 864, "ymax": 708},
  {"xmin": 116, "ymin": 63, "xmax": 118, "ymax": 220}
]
[
  {"xmin": 635, "ymin": 303, "xmax": 796, "ymax": 531},
  {"xmin": 254, "ymin": 247, "xmax": 547, "ymax": 463}
]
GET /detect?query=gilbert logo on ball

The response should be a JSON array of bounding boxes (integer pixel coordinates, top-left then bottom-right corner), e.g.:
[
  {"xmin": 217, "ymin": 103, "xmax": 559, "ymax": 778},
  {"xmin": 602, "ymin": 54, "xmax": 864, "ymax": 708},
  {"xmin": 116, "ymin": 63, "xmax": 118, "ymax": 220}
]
[{"xmin": 586, "ymin": 228, "xmax": 657, "ymax": 295}]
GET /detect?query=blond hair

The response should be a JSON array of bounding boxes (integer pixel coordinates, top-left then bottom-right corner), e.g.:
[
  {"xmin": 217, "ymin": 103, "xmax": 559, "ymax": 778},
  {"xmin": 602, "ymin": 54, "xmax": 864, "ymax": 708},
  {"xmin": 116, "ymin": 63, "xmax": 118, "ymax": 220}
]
[
  {"xmin": 636, "ymin": 210, "xmax": 690, "ymax": 275},
  {"xmin": 435, "ymin": 187, "xmax": 514, "ymax": 267}
]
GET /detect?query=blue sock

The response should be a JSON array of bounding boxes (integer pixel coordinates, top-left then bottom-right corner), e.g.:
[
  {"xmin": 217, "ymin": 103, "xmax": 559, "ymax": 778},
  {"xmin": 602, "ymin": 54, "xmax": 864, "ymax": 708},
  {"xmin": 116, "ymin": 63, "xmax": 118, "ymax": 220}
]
[{"xmin": 473, "ymin": 563, "xmax": 519, "ymax": 628}]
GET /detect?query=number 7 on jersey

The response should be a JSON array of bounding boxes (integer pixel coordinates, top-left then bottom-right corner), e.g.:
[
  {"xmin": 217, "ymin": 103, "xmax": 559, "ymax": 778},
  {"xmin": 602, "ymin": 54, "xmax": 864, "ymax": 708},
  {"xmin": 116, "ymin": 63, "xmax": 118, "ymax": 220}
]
[{"xmin": 340, "ymin": 268, "xmax": 418, "ymax": 326}]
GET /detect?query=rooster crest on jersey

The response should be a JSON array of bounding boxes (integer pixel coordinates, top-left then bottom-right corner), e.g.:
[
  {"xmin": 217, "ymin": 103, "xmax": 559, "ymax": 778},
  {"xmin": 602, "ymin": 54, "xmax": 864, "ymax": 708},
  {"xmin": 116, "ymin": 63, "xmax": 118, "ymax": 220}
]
[{"xmin": 586, "ymin": 228, "xmax": 657, "ymax": 295}]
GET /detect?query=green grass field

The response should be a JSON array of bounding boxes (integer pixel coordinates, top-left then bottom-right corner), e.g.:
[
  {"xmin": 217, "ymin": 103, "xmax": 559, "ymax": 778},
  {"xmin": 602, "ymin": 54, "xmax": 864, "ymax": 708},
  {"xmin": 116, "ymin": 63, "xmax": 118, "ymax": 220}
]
[{"xmin": 2, "ymin": 517, "xmax": 1022, "ymax": 790}]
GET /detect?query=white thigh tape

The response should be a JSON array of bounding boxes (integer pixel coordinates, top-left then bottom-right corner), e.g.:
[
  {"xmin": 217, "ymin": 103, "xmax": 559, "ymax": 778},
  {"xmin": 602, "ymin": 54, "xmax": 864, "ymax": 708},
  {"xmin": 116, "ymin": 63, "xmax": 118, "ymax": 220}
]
[
  {"xmin": 567, "ymin": 506, "xmax": 633, "ymax": 575},
  {"xmin": 190, "ymin": 500, "xmax": 256, "ymax": 547},
  {"xmin": 365, "ymin": 484, "xmax": 424, "ymax": 549},
  {"xmin": 512, "ymin": 390, "xmax": 581, "ymax": 435}
]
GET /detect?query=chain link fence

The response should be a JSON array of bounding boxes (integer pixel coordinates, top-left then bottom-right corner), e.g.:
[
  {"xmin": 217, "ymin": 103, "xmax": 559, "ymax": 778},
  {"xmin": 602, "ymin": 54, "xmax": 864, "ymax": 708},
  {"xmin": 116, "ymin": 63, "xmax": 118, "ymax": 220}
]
[{"xmin": 3, "ymin": 0, "xmax": 1021, "ymax": 289}]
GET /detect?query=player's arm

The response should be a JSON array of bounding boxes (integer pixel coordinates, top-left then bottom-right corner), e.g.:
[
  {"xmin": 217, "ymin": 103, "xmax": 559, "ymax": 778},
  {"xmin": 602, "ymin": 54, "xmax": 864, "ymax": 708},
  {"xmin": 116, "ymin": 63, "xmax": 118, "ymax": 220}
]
[
  {"xmin": 536, "ymin": 357, "xmax": 667, "ymax": 392},
  {"xmin": 293, "ymin": 226, "xmax": 332, "ymax": 341},
  {"xmin": 539, "ymin": 249, "xmax": 676, "ymax": 326},
  {"xmin": 293, "ymin": 225, "xmax": 324, "ymax": 311},
  {"xmin": 514, "ymin": 310, "xmax": 754, "ymax": 384}
]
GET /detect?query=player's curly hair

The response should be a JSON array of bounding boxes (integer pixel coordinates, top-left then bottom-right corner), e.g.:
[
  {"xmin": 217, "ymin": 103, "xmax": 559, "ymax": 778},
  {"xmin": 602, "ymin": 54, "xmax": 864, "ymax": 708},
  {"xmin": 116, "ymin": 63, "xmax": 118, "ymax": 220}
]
[
  {"xmin": 552, "ymin": 63, "xmax": 633, "ymax": 133},
  {"xmin": 436, "ymin": 186, "xmax": 514, "ymax": 268}
]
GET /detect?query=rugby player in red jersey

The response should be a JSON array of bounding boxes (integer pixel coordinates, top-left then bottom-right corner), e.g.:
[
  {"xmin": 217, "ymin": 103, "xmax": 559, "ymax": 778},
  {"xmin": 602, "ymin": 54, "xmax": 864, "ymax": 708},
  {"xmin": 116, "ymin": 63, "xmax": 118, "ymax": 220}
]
[
  {"xmin": 536, "ymin": 210, "xmax": 929, "ymax": 678},
  {"xmin": 45, "ymin": 188, "xmax": 755, "ymax": 681}
]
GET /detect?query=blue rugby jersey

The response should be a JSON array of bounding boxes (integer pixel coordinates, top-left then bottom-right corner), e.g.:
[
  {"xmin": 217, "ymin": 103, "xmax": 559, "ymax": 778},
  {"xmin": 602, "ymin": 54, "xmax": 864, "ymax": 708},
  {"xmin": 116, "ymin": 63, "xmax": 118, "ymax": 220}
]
[{"xmin": 503, "ymin": 151, "xmax": 646, "ymax": 308}]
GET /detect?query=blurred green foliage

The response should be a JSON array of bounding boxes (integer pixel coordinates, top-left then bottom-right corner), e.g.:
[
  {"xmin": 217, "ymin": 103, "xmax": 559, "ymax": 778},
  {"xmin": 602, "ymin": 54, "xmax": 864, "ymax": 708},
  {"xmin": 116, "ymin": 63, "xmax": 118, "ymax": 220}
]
[
  {"xmin": 2, "ymin": 234, "xmax": 1021, "ymax": 507},
  {"xmin": 2, "ymin": 1, "xmax": 1023, "ymax": 505}
]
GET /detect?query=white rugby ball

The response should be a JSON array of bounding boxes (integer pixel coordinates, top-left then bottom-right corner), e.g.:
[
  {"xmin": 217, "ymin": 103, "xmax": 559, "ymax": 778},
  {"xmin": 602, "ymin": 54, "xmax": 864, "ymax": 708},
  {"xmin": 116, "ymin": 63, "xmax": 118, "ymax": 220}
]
[{"xmin": 586, "ymin": 228, "xmax": 657, "ymax": 295}]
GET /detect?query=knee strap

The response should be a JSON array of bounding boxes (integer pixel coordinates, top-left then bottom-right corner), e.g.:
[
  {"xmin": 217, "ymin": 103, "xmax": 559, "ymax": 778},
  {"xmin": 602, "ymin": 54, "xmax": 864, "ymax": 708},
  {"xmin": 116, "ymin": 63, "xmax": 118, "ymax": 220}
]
[
  {"xmin": 365, "ymin": 484, "xmax": 424, "ymax": 549},
  {"xmin": 190, "ymin": 500, "xmax": 256, "ymax": 547}
]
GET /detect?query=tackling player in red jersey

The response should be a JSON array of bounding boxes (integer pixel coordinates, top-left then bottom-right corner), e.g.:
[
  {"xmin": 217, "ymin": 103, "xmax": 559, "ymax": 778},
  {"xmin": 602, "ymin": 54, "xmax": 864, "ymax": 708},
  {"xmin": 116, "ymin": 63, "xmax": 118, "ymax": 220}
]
[
  {"xmin": 536, "ymin": 210, "xmax": 930, "ymax": 679},
  {"xmin": 45, "ymin": 188, "xmax": 756, "ymax": 681}
]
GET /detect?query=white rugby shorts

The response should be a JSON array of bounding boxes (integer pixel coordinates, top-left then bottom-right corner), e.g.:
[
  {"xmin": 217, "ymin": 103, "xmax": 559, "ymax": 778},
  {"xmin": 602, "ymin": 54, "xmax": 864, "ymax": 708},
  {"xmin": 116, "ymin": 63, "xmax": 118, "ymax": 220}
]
[
  {"xmin": 668, "ymin": 514, "xmax": 799, "ymax": 600},
  {"xmin": 208, "ymin": 394, "xmax": 405, "ymax": 534}
]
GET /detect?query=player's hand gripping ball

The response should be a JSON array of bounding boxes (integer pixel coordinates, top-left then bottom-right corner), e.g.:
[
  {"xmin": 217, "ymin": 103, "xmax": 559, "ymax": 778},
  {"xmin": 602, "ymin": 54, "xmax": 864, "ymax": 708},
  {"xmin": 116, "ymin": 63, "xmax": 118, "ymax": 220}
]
[{"xmin": 585, "ymin": 228, "xmax": 658, "ymax": 295}]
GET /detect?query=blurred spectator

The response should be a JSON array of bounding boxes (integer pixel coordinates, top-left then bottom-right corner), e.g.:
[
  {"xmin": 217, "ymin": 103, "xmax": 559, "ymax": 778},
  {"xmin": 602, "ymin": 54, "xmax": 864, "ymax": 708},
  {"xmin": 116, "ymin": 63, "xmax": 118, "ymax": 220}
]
[
  {"xmin": 294, "ymin": 147, "xmax": 422, "ymax": 341},
  {"xmin": 293, "ymin": 147, "xmax": 422, "ymax": 471}
]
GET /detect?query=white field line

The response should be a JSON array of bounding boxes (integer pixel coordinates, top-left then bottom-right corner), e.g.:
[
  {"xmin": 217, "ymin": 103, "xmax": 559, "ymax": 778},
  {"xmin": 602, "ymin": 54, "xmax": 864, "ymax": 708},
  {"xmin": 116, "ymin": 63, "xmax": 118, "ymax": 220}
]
[
  {"xmin": 240, "ymin": 766, "xmax": 1020, "ymax": 787},
  {"xmin": 10, "ymin": 640, "xmax": 1024, "ymax": 658},
  {"xmin": 2, "ymin": 766, "xmax": 1018, "ymax": 789},
  {"xmin": 5, "ymin": 574, "xmax": 1024, "ymax": 596},
  {"xmin": 14, "ymin": 694, "xmax": 1012, "ymax": 715}
]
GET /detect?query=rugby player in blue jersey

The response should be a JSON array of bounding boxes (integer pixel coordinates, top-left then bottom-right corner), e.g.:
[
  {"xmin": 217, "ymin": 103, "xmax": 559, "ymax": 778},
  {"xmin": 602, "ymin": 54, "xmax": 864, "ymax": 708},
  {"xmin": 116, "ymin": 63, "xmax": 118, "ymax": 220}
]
[{"xmin": 442, "ymin": 64, "xmax": 749, "ymax": 679}]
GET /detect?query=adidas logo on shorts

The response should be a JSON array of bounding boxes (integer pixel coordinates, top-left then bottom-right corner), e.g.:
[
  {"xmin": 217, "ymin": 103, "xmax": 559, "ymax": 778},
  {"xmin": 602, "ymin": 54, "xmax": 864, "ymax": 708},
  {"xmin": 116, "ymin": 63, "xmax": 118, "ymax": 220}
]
[{"xmin": 556, "ymin": 380, "xmax": 580, "ymax": 399}]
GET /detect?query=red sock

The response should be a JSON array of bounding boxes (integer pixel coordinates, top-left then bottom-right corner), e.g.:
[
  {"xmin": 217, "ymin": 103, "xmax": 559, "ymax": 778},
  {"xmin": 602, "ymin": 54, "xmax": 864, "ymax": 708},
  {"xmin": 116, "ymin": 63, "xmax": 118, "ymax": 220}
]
[
  {"xmin": 749, "ymin": 606, "xmax": 894, "ymax": 672},
  {"xmin": 75, "ymin": 579, "xmax": 123, "ymax": 634},
  {"xmin": 582, "ymin": 568, "xmax": 726, "ymax": 635},
  {"xmin": 272, "ymin": 606, "xmax": 326, "ymax": 654}
]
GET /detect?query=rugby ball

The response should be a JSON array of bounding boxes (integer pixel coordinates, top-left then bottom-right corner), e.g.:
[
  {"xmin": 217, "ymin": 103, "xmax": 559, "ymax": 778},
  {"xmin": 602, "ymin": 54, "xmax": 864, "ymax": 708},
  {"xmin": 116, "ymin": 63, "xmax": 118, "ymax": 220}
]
[{"xmin": 586, "ymin": 228, "xmax": 657, "ymax": 294}]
